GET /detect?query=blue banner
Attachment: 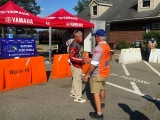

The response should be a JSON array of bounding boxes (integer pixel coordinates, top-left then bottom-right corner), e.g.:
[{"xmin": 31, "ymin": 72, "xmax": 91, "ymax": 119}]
[{"xmin": 0, "ymin": 38, "xmax": 36, "ymax": 58}]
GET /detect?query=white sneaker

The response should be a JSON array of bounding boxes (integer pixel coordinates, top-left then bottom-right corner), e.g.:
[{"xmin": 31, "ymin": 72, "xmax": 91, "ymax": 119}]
[
  {"xmin": 74, "ymin": 98, "xmax": 86, "ymax": 103},
  {"xmin": 70, "ymin": 93, "xmax": 75, "ymax": 98}
]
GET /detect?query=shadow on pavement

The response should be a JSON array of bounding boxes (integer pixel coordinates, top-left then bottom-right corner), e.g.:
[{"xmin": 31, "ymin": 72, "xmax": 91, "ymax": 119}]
[
  {"xmin": 115, "ymin": 59, "xmax": 119, "ymax": 63},
  {"xmin": 46, "ymin": 71, "xmax": 51, "ymax": 81},
  {"xmin": 82, "ymin": 80, "xmax": 96, "ymax": 111},
  {"xmin": 142, "ymin": 94, "xmax": 160, "ymax": 111},
  {"xmin": 118, "ymin": 103, "xmax": 149, "ymax": 120}
]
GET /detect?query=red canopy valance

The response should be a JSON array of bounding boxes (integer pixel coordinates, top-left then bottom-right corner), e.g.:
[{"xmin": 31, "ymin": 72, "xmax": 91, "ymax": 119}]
[
  {"xmin": 45, "ymin": 8, "xmax": 94, "ymax": 29},
  {"xmin": 0, "ymin": 0, "xmax": 49, "ymax": 28}
]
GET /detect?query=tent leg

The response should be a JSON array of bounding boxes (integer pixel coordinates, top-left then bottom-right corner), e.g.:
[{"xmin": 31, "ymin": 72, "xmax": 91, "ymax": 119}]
[{"xmin": 49, "ymin": 27, "xmax": 52, "ymax": 64}]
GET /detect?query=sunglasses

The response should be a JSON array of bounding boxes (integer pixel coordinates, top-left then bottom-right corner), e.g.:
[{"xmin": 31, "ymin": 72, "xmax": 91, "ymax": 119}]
[{"xmin": 73, "ymin": 30, "xmax": 79, "ymax": 35}]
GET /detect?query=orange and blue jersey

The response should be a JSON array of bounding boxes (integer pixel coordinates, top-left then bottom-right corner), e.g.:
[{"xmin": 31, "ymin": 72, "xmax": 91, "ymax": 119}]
[{"xmin": 90, "ymin": 41, "xmax": 111, "ymax": 77}]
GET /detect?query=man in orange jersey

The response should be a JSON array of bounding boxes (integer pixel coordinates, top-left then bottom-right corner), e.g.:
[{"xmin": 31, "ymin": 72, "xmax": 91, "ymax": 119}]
[
  {"xmin": 69, "ymin": 30, "xmax": 91, "ymax": 103},
  {"xmin": 83, "ymin": 29, "xmax": 111, "ymax": 120}
]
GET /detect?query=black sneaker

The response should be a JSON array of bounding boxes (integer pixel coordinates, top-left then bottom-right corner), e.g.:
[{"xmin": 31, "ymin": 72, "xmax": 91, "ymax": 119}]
[
  {"xmin": 101, "ymin": 103, "xmax": 105, "ymax": 108},
  {"xmin": 89, "ymin": 112, "xmax": 103, "ymax": 120}
]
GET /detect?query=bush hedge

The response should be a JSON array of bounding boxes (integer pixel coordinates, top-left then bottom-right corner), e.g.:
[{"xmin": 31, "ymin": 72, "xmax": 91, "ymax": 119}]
[
  {"xmin": 143, "ymin": 30, "xmax": 160, "ymax": 48},
  {"xmin": 115, "ymin": 39, "xmax": 130, "ymax": 50}
]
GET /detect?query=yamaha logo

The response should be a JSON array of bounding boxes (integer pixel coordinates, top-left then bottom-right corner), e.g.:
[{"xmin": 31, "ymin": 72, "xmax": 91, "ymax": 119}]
[
  {"xmin": 5, "ymin": 17, "xmax": 12, "ymax": 23},
  {"xmin": 0, "ymin": 10, "xmax": 6, "ymax": 14},
  {"xmin": 46, "ymin": 22, "xmax": 50, "ymax": 25},
  {"xmin": 66, "ymin": 22, "xmax": 83, "ymax": 27},
  {"xmin": 66, "ymin": 22, "xmax": 70, "ymax": 27}
]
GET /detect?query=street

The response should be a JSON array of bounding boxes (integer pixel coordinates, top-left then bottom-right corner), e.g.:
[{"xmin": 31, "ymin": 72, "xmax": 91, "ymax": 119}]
[{"xmin": 0, "ymin": 54, "xmax": 159, "ymax": 120}]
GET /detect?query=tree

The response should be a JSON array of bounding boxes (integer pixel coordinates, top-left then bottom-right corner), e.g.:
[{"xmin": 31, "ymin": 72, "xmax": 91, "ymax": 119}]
[
  {"xmin": 73, "ymin": 0, "xmax": 91, "ymax": 14},
  {"xmin": 0, "ymin": 0, "xmax": 40, "ymax": 15}
]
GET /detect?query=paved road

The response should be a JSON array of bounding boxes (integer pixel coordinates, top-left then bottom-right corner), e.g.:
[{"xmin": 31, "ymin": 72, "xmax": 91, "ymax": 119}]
[{"xmin": 0, "ymin": 55, "xmax": 159, "ymax": 120}]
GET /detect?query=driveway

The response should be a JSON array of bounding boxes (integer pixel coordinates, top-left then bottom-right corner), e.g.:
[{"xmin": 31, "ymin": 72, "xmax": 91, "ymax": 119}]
[{"xmin": 0, "ymin": 54, "xmax": 159, "ymax": 120}]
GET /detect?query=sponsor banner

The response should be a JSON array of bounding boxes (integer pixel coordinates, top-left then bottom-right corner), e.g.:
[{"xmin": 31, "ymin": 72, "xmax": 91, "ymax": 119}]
[
  {"xmin": 0, "ymin": 38, "xmax": 36, "ymax": 58},
  {"xmin": 5, "ymin": 17, "xmax": 33, "ymax": 24},
  {"xmin": 46, "ymin": 16, "xmax": 78, "ymax": 20},
  {"xmin": 66, "ymin": 22, "xmax": 83, "ymax": 27},
  {"xmin": 0, "ymin": 10, "xmax": 30, "ymax": 16}
]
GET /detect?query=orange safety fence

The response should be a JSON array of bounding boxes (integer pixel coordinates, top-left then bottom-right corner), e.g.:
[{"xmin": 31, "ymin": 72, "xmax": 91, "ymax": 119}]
[
  {"xmin": 4, "ymin": 66, "xmax": 31, "ymax": 90},
  {"xmin": 51, "ymin": 54, "xmax": 69, "ymax": 79},
  {"xmin": 0, "ymin": 56, "xmax": 47, "ymax": 91},
  {"xmin": 82, "ymin": 52, "xmax": 90, "ymax": 74},
  {"xmin": 0, "ymin": 68, "xmax": 4, "ymax": 91},
  {"xmin": 30, "ymin": 56, "xmax": 47, "ymax": 84}
]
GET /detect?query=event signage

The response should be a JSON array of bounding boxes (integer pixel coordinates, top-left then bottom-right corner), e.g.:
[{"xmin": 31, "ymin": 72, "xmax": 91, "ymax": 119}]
[
  {"xmin": 0, "ymin": 38, "xmax": 36, "ymax": 58},
  {"xmin": 0, "ymin": 10, "xmax": 30, "ymax": 16},
  {"xmin": 66, "ymin": 22, "xmax": 83, "ymax": 27},
  {"xmin": 46, "ymin": 16, "xmax": 78, "ymax": 20},
  {"xmin": 5, "ymin": 17, "xmax": 33, "ymax": 24}
]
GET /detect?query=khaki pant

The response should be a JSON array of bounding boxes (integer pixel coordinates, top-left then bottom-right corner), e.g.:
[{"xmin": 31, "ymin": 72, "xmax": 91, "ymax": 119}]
[
  {"xmin": 90, "ymin": 76, "xmax": 107, "ymax": 93},
  {"xmin": 70, "ymin": 65, "xmax": 82, "ymax": 99}
]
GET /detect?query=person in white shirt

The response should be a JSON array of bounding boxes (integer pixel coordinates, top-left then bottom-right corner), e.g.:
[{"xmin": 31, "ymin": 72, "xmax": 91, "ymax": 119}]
[{"xmin": 147, "ymin": 38, "xmax": 157, "ymax": 61}]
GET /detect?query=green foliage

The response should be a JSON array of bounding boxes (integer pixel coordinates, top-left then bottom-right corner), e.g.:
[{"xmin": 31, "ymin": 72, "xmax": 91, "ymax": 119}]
[
  {"xmin": 143, "ymin": 30, "xmax": 160, "ymax": 48},
  {"xmin": 73, "ymin": 0, "xmax": 91, "ymax": 14},
  {"xmin": 0, "ymin": 0, "xmax": 7, "ymax": 6},
  {"xmin": 0, "ymin": 0, "xmax": 40, "ymax": 15},
  {"xmin": 115, "ymin": 39, "xmax": 130, "ymax": 50}
]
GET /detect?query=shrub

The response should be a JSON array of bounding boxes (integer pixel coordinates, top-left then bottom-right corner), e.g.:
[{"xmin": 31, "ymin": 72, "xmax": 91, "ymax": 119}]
[
  {"xmin": 115, "ymin": 39, "xmax": 130, "ymax": 50},
  {"xmin": 143, "ymin": 30, "xmax": 160, "ymax": 48}
]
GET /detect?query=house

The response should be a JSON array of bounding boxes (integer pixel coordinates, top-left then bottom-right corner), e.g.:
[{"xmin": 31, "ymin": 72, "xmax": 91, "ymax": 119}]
[{"xmin": 78, "ymin": 0, "xmax": 160, "ymax": 46}]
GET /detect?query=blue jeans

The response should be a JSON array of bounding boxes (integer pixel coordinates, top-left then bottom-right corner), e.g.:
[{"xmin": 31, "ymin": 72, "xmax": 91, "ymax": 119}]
[{"xmin": 147, "ymin": 49, "xmax": 151, "ymax": 61}]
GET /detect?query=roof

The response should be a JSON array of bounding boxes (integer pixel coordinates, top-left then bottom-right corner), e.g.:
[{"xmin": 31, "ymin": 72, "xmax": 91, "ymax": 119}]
[{"xmin": 77, "ymin": 0, "xmax": 160, "ymax": 22}]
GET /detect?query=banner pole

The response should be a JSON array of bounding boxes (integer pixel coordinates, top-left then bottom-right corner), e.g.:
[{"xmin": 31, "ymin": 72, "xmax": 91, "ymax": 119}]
[{"xmin": 49, "ymin": 27, "xmax": 52, "ymax": 64}]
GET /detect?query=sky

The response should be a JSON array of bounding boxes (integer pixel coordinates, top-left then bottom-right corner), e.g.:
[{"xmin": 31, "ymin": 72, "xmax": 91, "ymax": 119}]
[{"xmin": 36, "ymin": 0, "xmax": 79, "ymax": 18}]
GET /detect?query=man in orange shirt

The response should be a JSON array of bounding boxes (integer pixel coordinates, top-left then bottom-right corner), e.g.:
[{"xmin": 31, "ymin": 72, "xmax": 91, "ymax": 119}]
[{"xmin": 83, "ymin": 29, "xmax": 111, "ymax": 119}]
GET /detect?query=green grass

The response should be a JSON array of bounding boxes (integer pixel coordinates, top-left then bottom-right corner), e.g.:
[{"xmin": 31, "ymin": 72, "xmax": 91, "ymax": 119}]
[
  {"xmin": 36, "ymin": 41, "xmax": 39, "ymax": 45},
  {"xmin": 36, "ymin": 48, "xmax": 44, "ymax": 50},
  {"xmin": 36, "ymin": 41, "xmax": 57, "ymax": 46}
]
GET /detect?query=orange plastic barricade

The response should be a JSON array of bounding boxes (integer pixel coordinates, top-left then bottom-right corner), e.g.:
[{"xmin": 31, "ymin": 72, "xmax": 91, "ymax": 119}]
[
  {"xmin": 66, "ymin": 62, "xmax": 72, "ymax": 77},
  {"xmin": 4, "ymin": 66, "xmax": 31, "ymax": 90},
  {"xmin": 30, "ymin": 56, "xmax": 47, "ymax": 84},
  {"xmin": 52, "ymin": 54, "xmax": 69, "ymax": 79},
  {"xmin": 0, "ymin": 68, "xmax": 4, "ymax": 91},
  {"xmin": 82, "ymin": 52, "xmax": 90, "ymax": 74},
  {"xmin": 0, "ymin": 58, "xmax": 30, "ymax": 91}
]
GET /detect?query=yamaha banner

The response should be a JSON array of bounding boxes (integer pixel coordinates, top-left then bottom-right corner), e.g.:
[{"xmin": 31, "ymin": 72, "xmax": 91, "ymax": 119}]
[{"xmin": 0, "ymin": 38, "xmax": 36, "ymax": 58}]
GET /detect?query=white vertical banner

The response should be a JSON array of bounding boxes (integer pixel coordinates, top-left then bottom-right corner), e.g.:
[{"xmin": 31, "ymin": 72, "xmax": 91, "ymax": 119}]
[
  {"xmin": 119, "ymin": 49, "xmax": 130, "ymax": 64},
  {"xmin": 157, "ymin": 49, "xmax": 160, "ymax": 64},
  {"xmin": 137, "ymin": 48, "xmax": 142, "ymax": 62},
  {"xmin": 149, "ymin": 49, "xmax": 159, "ymax": 63},
  {"xmin": 130, "ymin": 48, "xmax": 137, "ymax": 63}
]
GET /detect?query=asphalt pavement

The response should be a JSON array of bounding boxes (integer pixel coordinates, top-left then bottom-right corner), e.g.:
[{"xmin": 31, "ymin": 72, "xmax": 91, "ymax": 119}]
[{"xmin": 0, "ymin": 54, "xmax": 160, "ymax": 120}]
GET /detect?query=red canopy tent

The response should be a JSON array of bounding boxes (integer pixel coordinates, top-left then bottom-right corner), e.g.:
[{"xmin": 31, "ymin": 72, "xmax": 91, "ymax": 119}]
[
  {"xmin": 0, "ymin": 0, "xmax": 49, "ymax": 28},
  {"xmin": 45, "ymin": 8, "xmax": 94, "ymax": 28}
]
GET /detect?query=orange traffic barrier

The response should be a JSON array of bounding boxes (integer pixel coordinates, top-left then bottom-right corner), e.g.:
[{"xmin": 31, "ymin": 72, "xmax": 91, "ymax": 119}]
[
  {"xmin": 0, "ymin": 68, "xmax": 4, "ymax": 91},
  {"xmin": 31, "ymin": 56, "xmax": 47, "ymax": 84},
  {"xmin": 0, "ymin": 56, "xmax": 47, "ymax": 91},
  {"xmin": 66, "ymin": 62, "xmax": 72, "ymax": 77},
  {"xmin": 0, "ymin": 58, "xmax": 30, "ymax": 91},
  {"xmin": 82, "ymin": 52, "xmax": 90, "ymax": 74},
  {"xmin": 51, "ymin": 54, "xmax": 69, "ymax": 79},
  {"xmin": 4, "ymin": 66, "xmax": 31, "ymax": 90}
]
